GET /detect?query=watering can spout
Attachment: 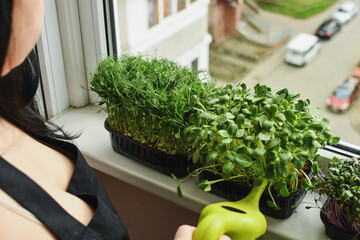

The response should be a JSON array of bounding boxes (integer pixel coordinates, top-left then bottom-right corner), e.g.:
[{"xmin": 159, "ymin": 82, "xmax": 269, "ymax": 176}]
[{"xmin": 194, "ymin": 179, "xmax": 268, "ymax": 240}]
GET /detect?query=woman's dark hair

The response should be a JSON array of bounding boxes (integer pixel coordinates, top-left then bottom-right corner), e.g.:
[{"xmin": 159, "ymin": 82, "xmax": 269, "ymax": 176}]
[{"xmin": 0, "ymin": 0, "xmax": 78, "ymax": 141}]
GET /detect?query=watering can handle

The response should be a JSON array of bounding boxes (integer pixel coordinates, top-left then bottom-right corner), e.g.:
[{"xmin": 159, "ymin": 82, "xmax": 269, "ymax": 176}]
[{"xmin": 193, "ymin": 214, "xmax": 226, "ymax": 240}]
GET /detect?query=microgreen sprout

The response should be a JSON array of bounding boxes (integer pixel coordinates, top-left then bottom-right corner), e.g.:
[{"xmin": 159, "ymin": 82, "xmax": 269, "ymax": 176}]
[
  {"xmin": 176, "ymin": 82, "xmax": 339, "ymax": 208},
  {"xmin": 90, "ymin": 54, "xmax": 215, "ymax": 154},
  {"xmin": 315, "ymin": 157, "xmax": 360, "ymax": 236}
]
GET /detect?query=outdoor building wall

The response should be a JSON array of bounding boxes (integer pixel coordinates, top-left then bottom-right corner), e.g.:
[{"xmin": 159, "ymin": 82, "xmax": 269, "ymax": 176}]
[
  {"xmin": 116, "ymin": 0, "xmax": 211, "ymax": 69},
  {"xmin": 208, "ymin": 0, "xmax": 243, "ymax": 42}
]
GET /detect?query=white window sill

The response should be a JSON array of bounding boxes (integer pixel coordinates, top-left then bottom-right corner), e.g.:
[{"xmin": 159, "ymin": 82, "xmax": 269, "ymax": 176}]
[{"xmin": 51, "ymin": 104, "xmax": 330, "ymax": 240}]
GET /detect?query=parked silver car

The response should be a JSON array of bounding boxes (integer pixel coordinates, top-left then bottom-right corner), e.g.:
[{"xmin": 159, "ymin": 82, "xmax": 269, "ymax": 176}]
[{"xmin": 332, "ymin": 1, "xmax": 359, "ymax": 24}]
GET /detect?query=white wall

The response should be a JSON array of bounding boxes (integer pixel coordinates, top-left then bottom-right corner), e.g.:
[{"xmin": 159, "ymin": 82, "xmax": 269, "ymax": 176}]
[{"xmin": 117, "ymin": 0, "xmax": 211, "ymax": 70}]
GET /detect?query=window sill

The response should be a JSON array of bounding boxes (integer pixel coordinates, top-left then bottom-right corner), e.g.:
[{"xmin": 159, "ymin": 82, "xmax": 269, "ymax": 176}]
[{"xmin": 51, "ymin": 104, "xmax": 330, "ymax": 240}]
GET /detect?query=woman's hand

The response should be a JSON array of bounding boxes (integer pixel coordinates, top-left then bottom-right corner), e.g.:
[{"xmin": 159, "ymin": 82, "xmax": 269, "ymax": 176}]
[{"xmin": 174, "ymin": 225, "xmax": 231, "ymax": 240}]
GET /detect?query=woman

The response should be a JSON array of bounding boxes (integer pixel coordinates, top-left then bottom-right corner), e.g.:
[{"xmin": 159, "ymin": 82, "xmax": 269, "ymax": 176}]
[
  {"xmin": 0, "ymin": 0, "xmax": 130, "ymax": 239},
  {"xmin": 0, "ymin": 1, "xmax": 229, "ymax": 239}
]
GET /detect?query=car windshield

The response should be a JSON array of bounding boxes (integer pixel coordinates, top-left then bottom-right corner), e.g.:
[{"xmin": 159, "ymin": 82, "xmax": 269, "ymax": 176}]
[
  {"xmin": 334, "ymin": 87, "xmax": 351, "ymax": 99},
  {"xmin": 338, "ymin": 7, "xmax": 349, "ymax": 13}
]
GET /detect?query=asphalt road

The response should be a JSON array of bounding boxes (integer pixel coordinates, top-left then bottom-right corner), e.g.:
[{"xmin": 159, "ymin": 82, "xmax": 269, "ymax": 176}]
[{"xmin": 237, "ymin": 1, "xmax": 360, "ymax": 145}]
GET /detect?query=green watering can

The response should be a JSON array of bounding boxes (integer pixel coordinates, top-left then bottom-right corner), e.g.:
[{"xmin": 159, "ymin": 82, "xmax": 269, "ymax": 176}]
[{"xmin": 193, "ymin": 179, "xmax": 268, "ymax": 240}]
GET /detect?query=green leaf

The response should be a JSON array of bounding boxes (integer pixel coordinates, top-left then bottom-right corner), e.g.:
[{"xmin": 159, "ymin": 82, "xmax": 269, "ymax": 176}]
[
  {"xmin": 308, "ymin": 123, "xmax": 323, "ymax": 132},
  {"xmin": 253, "ymin": 147, "xmax": 266, "ymax": 158},
  {"xmin": 193, "ymin": 150, "xmax": 200, "ymax": 163},
  {"xmin": 312, "ymin": 140, "xmax": 322, "ymax": 149},
  {"xmin": 251, "ymin": 106, "xmax": 258, "ymax": 117},
  {"xmin": 234, "ymin": 154, "xmax": 252, "ymax": 167},
  {"xmin": 254, "ymin": 166, "xmax": 264, "ymax": 177},
  {"xmin": 312, "ymin": 161, "xmax": 319, "ymax": 175},
  {"xmin": 235, "ymin": 114, "xmax": 245, "ymax": 126},
  {"xmin": 198, "ymin": 180, "xmax": 211, "ymax": 191},
  {"xmin": 279, "ymin": 152, "xmax": 293, "ymax": 164},
  {"xmin": 267, "ymin": 104, "xmax": 278, "ymax": 119},
  {"xmin": 225, "ymin": 112, "xmax": 235, "ymax": 120},
  {"xmin": 216, "ymin": 114, "xmax": 227, "ymax": 123},
  {"xmin": 208, "ymin": 98, "xmax": 219, "ymax": 105},
  {"xmin": 217, "ymin": 130, "xmax": 230, "ymax": 138},
  {"xmin": 304, "ymin": 130, "xmax": 317, "ymax": 139},
  {"xmin": 267, "ymin": 200, "xmax": 276, "ymax": 208},
  {"xmin": 321, "ymin": 117, "xmax": 330, "ymax": 125},
  {"xmin": 279, "ymin": 184, "xmax": 289, "ymax": 197},
  {"xmin": 277, "ymin": 128, "xmax": 291, "ymax": 137},
  {"xmin": 222, "ymin": 138, "xmax": 233, "ymax": 144},
  {"xmin": 219, "ymin": 95, "xmax": 230, "ymax": 102},
  {"xmin": 228, "ymin": 123, "xmax": 238, "ymax": 136},
  {"xmin": 294, "ymin": 158, "xmax": 305, "ymax": 169},
  {"xmin": 301, "ymin": 178, "xmax": 311, "ymax": 190},
  {"xmin": 266, "ymin": 138, "xmax": 281, "ymax": 149},
  {"xmin": 231, "ymin": 104, "xmax": 242, "ymax": 114},
  {"xmin": 300, "ymin": 112, "xmax": 312, "ymax": 121},
  {"xmin": 286, "ymin": 142, "xmax": 296, "ymax": 152},
  {"xmin": 284, "ymin": 110, "xmax": 296, "ymax": 124},
  {"xmin": 204, "ymin": 185, "xmax": 212, "ymax": 192},
  {"xmin": 258, "ymin": 132, "xmax": 271, "ymax": 141},
  {"xmin": 254, "ymin": 177, "xmax": 263, "ymax": 187},
  {"xmin": 222, "ymin": 161, "xmax": 235, "ymax": 179},
  {"xmin": 199, "ymin": 111, "xmax": 217, "ymax": 119},
  {"xmin": 242, "ymin": 108, "xmax": 251, "ymax": 115},
  {"xmin": 276, "ymin": 88, "xmax": 288, "ymax": 95},
  {"xmin": 276, "ymin": 113, "xmax": 286, "ymax": 122},
  {"xmin": 295, "ymin": 120, "xmax": 306, "ymax": 130},
  {"xmin": 171, "ymin": 173, "xmax": 178, "ymax": 181},
  {"xmin": 262, "ymin": 120, "xmax": 274, "ymax": 131},
  {"xmin": 294, "ymin": 150, "xmax": 309, "ymax": 162},
  {"xmin": 275, "ymin": 160, "xmax": 288, "ymax": 177},
  {"xmin": 236, "ymin": 129, "xmax": 246, "ymax": 138},
  {"xmin": 265, "ymin": 164, "xmax": 275, "ymax": 181},
  {"xmin": 287, "ymin": 172, "xmax": 297, "ymax": 184},
  {"xmin": 329, "ymin": 137, "xmax": 340, "ymax": 145},
  {"xmin": 206, "ymin": 152, "xmax": 218, "ymax": 164},
  {"xmin": 174, "ymin": 132, "xmax": 181, "ymax": 139}
]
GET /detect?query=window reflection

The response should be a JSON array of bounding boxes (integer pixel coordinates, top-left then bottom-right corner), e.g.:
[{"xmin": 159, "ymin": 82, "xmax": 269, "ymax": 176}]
[
  {"xmin": 178, "ymin": 0, "xmax": 186, "ymax": 12},
  {"xmin": 148, "ymin": 0, "xmax": 159, "ymax": 28},
  {"xmin": 164, "ymin": 0, "xmax": 172, "ymax": 17}
]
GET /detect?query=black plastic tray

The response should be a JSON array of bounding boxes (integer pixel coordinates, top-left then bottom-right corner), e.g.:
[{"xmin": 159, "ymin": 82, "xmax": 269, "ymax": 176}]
[
  {"xmin": 320, "ymin": 206, "xmax": 360, "ymax": 240},
  {"xmin": 199, "ymin": 162, "xmax": 314, "ymax": 219},
  {"xmin": 104, "ymin": 119, "xmax": 191, "ymax": 178}
]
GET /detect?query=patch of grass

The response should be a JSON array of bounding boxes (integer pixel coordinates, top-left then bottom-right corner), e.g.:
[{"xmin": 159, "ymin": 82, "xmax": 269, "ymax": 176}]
[{"xmin": 256, "ymin": 0, "xmax": 336, "ymax": 19}]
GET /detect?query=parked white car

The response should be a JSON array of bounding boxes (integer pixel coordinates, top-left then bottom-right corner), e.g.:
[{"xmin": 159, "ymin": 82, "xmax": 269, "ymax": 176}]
[
  {"xmin": 332, "ymin": 1, "xmax": 359, "ymax": 24},
  {"xmin": 285, "ymin": 33, "xmax": 321, "ymax": 67}
]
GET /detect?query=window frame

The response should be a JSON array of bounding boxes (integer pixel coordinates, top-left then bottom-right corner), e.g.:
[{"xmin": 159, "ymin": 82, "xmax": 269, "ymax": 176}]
[{"xmin": 39, "ymin": 0, "xmax": 359, "ymax": 164}]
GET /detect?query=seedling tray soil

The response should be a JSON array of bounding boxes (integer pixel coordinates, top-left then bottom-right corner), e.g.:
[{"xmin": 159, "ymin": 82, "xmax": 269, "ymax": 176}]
[
  {"xmin": 199, "ymin": 162, "xmax": 313, "ymax": 219},
  {"xmin": 105, "ymin": 119, "xmax": 191, "ymax": 178}
]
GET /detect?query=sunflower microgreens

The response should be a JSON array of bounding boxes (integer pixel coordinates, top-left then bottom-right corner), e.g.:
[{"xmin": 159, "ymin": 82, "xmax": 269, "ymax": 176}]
[{"xmin": 176, "ymin": 83, "xmax": 339, "ymax": 208}]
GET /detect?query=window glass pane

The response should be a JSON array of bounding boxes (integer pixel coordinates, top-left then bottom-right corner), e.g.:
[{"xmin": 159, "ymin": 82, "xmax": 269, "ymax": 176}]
[
  {"xmin": 192, "ymin": 58, "xmax": 198, "ymax": 73},
  {"xmin": 164, "ymin": 0, "xmax": 172, "ymax": 17},
  {"xmin": 148, "ymin": 0, "xmax": 159, "ymax": 28},
  {"xmin": 177, "ymin": 0, "xmax": 186, "ymax": 12}
]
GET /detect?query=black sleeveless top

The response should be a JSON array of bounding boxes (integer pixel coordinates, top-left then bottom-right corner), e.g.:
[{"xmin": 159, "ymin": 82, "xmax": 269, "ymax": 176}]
[{"xmin": 0, "ymin": 137, "xmax": 130, "ymax": 240}]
